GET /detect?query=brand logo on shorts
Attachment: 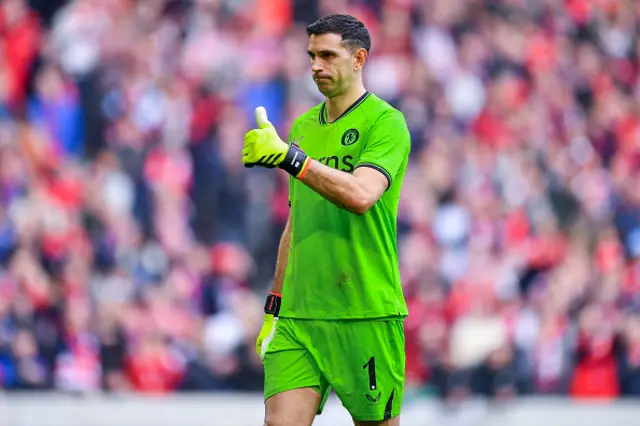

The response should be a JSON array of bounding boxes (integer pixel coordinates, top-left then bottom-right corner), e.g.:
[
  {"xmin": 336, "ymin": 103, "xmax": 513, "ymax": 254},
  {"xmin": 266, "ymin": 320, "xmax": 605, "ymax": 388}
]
[
  {"xmin": 365, "ymin": 392, "xmax": 381, "ymax": 406},
  {"xmin": 341, "ymin": 129, "xmax": 359, "ymax": 146}
]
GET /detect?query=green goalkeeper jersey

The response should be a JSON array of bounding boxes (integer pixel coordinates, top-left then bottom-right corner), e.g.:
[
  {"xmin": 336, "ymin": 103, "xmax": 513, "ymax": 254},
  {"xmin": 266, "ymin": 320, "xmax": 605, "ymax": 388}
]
[{"xmin": 281, "ymin": 92, "xmax": 410, "ymax": 320}]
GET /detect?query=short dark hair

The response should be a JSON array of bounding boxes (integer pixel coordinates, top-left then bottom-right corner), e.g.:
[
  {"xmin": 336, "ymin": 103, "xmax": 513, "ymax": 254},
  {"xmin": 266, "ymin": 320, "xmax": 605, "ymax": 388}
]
[{"xmin": 306, "ymin": 14, "xmax": 371, "ymax": 53}]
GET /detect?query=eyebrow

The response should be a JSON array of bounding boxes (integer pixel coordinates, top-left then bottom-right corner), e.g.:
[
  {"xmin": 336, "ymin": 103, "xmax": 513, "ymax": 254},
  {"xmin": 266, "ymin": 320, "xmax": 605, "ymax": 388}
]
[{"xmin": 307, "ymin": 48, "xmax": 340, "ymax": 57}]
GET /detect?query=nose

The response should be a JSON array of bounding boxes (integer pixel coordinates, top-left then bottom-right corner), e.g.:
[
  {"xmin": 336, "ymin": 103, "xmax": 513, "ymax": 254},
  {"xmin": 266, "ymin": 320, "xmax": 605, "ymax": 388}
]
[{"xmin": 311, "ymin": 58, "xmax": 323, "ymax": 74}]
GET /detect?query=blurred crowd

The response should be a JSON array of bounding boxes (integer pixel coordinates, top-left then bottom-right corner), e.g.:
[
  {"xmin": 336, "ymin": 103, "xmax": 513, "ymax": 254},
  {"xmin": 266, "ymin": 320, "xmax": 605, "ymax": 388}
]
[{"xmin": 0, "ymin": 0, "xmax": 639, "ymax": 401}]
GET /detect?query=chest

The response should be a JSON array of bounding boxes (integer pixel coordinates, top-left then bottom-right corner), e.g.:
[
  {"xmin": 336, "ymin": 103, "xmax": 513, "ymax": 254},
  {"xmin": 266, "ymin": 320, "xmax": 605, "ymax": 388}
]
[{"xmin": 292, "ymin": 122, "xmax": 367, "ymax": 173}]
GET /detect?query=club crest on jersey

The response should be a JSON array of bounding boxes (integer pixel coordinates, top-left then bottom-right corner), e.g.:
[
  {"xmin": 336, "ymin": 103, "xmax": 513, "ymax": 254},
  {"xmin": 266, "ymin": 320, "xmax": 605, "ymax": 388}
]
[{"xmin": 341, "ymin": 129, "xmax": 360, "ymax": 146}]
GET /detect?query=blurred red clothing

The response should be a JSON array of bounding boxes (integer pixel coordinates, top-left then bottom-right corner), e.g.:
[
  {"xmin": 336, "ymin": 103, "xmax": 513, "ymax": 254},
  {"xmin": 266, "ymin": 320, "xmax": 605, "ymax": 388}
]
[
  {"xmin": 0, "ymin": 4, "xmax": 40, "ymax": 107},
  {"xmin": 255, "ymin": 0, "xmax": 291, "ymax": 36},
  {"xmin": 624, "ymin": 262, "xmax": 640, "ymax": 295},
  {"xmin": 446, "ymin": 279, "xmax": 496, "ymax": 321},
  {"xmin": 472, "ymin": 107, "xmax": 509, "ymax": 149},
  {"xmin": 526, "ymin": 34, "xmax": 556, "ymax": 75},
  {"xmin": 526, "ymin": 233, "xmax": 567, "ymax": 270},
  {"xmin": 595, "ymin": 236, "xmax": 625, "ymax": 273},
  {"xmin": 565, "ymin": 0, "xmax": 592, "ymax": 24},
  {"xmin": 503, "ymin": 209, "xmax": 530, "ymax": 247},
  {"xmin": 46, "ymin": 172, "xmax": 84, "ymax": 212},
  {"xmin": 404, "ymin": 295, "xmax": 445, "ymax": 384},
  {"xmin": 144, "ymin": 148, "xmax": 193, "ymax": 196},
  {"xmin": 570, "ymin": 332, "xmax": 620, "ymax": 399},
  {"xmin": 616, "ymin": 115, "xmax": 640, "ymax": 156},
  {"xmin": 126, "ymin": 345, "xmax": 183, "ymax": 394}
]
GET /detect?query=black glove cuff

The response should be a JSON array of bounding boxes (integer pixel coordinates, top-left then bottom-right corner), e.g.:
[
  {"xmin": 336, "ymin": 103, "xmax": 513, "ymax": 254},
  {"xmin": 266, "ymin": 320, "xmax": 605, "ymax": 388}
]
[
  {"xmin": 264, "ymin": 293, "xmax": 282, "ymax": 316},
  {"xmin": 279, "ymin": 144, "xmax": 309, "ymax": 178}
]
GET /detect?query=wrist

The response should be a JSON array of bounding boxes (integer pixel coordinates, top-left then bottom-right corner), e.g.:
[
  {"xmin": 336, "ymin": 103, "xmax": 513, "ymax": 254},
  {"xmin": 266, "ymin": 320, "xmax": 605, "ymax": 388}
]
[
  {"xmin": 279, "ymin": 144, "xmax": 311, "ymax": 179},
  {"xmin": 264, "ymin": 292, "xmax": 282, "ymax": 317}
]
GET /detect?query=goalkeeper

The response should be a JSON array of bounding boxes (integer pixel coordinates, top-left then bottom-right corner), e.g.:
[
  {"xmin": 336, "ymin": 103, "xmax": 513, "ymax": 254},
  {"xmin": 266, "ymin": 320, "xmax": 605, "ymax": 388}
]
[{"xmin": 244, "ymin": 14, "xmax": 410, "ymax": 426}]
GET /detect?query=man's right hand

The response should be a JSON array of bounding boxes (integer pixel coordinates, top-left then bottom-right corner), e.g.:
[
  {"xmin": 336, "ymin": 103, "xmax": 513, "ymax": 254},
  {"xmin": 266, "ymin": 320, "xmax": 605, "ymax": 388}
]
[
  {"xmin": 243, "ymin": 107, "xmax": 311, "ymax": 178},
  {"xmin": 243, "ymin": 107, "xmax": 289, "ymax": 169},
  {"xmin": 256, "ymin": 292, "xmax": 281, "ymax": 359}
]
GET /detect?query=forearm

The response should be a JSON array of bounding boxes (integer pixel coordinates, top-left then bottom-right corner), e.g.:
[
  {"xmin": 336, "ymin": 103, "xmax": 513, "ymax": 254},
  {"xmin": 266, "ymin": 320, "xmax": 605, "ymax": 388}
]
[
  {"xmin": 271, "ymin": 217, "xmax": 291, "ymax": 294},
  {"xmin": 300, "ymin": 160, "xmax": 375, "ymax": 215}
]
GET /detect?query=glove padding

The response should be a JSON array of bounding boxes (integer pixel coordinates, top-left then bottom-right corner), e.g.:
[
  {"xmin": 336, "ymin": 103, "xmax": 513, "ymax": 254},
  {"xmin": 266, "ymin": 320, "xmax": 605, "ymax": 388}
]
[
  {"xmin": 256, "ymin": 313, "xmax": 278, "ymax": 360},
  {"xmin": 256, "ymin": 292, "xmax": 281, "ymax": 360},
  {"xmin": 243, "ymin": 107, "xmax": 310, "ymax": 177}
]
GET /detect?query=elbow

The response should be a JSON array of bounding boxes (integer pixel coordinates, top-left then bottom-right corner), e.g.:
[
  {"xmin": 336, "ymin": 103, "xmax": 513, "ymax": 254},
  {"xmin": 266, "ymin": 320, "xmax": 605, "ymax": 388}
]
[{"xmin": 346, "ymin": 195, "xmax": 376, "ymax": 216}]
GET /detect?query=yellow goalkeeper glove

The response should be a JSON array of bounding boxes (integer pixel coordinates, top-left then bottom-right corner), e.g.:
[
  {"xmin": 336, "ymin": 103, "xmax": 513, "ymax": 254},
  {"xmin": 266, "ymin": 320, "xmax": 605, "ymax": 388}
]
[
  {"xmin": 243, "ymin": 107, "xmax": 311, "ymax": 179},
  {"xmin": 256, "ymin": 292, "xmax": 281, "ymax": 360}
]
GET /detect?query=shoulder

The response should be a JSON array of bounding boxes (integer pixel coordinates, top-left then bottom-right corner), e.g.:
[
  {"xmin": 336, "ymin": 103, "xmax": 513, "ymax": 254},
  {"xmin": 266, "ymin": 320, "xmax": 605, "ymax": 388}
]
[
  {"xmin": 361, "ymin": 94, "xmax": 408, "ymax": 130},
  {"xmin": 360, "ymin": 95, "xmax": 409, "ymax": 138}
]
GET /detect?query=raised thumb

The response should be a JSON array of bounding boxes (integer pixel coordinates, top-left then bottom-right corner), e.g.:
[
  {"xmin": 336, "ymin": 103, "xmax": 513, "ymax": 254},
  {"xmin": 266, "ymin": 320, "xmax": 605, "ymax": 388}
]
[{"xmin": 254, "ymin": 106, "xmax": 271, "ymax": 129}]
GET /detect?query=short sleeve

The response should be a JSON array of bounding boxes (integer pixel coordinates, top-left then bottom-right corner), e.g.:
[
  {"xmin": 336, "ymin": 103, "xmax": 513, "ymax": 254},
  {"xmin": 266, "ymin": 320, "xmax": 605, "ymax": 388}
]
[{"xmin": 356, "ymin": 110, "xmax": 411, "ymax": 189}]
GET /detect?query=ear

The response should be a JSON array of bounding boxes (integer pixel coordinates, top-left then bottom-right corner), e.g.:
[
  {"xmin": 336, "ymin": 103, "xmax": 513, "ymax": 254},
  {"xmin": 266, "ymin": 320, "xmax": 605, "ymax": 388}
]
[{"xmin": 352, "ymin": 48, "xmax": 367, "ymax": 72}]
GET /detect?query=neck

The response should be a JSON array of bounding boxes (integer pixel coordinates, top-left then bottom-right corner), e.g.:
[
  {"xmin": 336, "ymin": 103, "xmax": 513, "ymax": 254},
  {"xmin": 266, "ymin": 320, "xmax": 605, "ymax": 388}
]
[{"xmin": 325, "ymin": 82, "xmax": 367, "ymax": 123}]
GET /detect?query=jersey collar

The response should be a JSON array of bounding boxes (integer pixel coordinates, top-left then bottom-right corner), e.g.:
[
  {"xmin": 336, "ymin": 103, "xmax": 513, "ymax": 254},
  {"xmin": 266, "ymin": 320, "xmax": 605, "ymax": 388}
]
[{"xmin": 319, "ymin": 91, "xmax": 372, "ymax": 125}]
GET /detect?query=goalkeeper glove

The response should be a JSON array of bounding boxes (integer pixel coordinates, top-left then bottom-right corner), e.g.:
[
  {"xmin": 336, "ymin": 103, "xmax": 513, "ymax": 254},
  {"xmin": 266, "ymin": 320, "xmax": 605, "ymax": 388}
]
[
  {"xmin": 256, "ymin": 292, "xmax": 281, "ymax": 360},
  {"xmin": 243, "ymin": 107, "xmax": 311, "ymax": 179}
]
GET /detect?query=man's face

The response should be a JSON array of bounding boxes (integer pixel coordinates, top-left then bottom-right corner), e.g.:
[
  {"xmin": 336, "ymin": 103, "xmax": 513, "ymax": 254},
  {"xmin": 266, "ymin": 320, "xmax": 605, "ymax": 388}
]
[{"xmin": 307, "ymin": 33, "xmax": 362, "ymax": 98}]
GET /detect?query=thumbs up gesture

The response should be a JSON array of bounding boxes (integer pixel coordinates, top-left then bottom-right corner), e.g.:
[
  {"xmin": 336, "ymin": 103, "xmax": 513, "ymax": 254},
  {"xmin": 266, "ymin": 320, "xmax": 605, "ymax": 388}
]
[{"xmin": 242, "ymin": 107, "xmax": 289, "ymax": 168}]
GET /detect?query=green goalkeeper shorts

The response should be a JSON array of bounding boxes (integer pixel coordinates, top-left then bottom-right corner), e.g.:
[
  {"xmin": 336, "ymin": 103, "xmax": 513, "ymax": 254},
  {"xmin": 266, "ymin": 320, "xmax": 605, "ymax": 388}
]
[{"xmin": 263, "ymin": 317, "xmax": 405, "ymax": 422}]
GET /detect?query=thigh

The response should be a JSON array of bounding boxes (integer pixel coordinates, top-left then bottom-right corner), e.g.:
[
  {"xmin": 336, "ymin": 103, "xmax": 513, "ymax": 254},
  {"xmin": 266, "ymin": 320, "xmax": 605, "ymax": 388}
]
[
  {"xmin": 263, "ymin": 318, "xmax": 331, "ymax": 418},
  {"xmin": 265, "ymin": 388, "xmax": 321, "ymax": 426},
  {"xmin": 318, "ymin": 318, "xmax": 406, "ymax": 423}
]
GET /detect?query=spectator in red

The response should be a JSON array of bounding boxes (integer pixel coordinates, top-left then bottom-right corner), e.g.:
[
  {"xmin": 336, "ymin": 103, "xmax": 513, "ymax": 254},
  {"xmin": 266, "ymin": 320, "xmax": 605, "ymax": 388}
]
[
  {"xmin": 125, "ymin": 332, "xmax": 184, "ymax": 394},
  {"xmin": 0, "ymin": 0, "xmax": 40, "ymax": 109},
  {"xmin": 616, "ymin": 313, "xmax": 640, "ymax": 395},
  {"xmin": 570, "ymin": 304, "xmax": 620, "ymax": 399}
]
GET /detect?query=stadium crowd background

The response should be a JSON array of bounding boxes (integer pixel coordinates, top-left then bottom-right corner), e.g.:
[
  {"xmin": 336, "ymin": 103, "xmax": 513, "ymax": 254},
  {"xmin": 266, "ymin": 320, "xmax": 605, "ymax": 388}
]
[{"xmin": 0, "ymin": 0, "xmax": 639, "ymax": 401}]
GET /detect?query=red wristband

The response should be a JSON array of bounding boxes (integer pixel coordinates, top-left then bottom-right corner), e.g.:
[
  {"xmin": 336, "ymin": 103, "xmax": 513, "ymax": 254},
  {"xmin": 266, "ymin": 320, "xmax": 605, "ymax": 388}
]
[{"xmin": 297, "ymin": 157, "xmax": 312, "ymax": 180}]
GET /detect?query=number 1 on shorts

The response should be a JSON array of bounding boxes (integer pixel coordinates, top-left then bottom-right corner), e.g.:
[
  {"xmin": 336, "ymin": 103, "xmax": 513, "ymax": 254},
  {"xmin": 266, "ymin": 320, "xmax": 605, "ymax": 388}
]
[{"xmin": 363, "ymin": 356, "xmax": 377, "ymax": 391}]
